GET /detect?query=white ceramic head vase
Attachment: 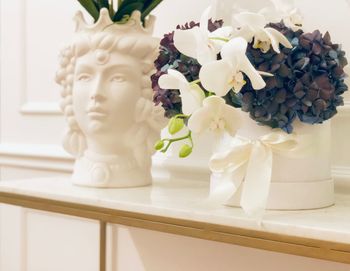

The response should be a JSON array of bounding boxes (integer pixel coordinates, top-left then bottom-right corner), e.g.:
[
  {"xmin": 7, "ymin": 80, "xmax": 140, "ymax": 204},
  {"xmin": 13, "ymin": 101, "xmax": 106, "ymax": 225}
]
[{"xmin": 56, "ymin": 9, "xmax": 166, "ymax": 188}]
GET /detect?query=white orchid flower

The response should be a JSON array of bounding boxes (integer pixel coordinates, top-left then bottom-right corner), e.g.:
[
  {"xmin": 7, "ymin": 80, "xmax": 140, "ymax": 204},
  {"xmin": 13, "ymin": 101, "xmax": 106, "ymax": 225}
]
[
  {"xmin": 261, "ymin": 0, "xmax": 303, "ymax": 31},
  {"xmin": 234, "ymin": 11, "xmax": 292, "ymax": 53},
  {"xmin": 282, "ymin": 8, "xmax": 303, "ymax": 31},
  {"xmin": 199, "ymin": 37, "xmax": 267, "ymax": 96},
  {"xmin": 188, "ymin": 96, "xmax": 242, "ymax": 136},
  {"xmin": 158, "ymin": 69, "xmax": 205, "ymax": 115},
  {"xmin": 173, "ymin": 6, "xmax": 233, "ymax": 65}
]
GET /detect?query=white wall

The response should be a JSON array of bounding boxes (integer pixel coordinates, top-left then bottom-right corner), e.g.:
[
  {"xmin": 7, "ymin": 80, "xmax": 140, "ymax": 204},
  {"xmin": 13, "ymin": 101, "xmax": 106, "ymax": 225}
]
[{"xmin": 0, "ymin": 0, "xmax": 79, "ymax": 180}]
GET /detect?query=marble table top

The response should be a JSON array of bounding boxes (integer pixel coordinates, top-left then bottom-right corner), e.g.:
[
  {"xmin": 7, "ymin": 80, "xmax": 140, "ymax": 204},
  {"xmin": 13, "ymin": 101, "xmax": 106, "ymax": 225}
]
[{"xmin": 0, "ymin": 177, "xmax": 349, "ymax": 245}]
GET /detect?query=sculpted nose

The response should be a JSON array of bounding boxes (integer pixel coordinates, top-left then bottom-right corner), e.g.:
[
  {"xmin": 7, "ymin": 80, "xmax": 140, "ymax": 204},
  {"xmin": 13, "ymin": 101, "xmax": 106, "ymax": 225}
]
[{"xmin": 90, "ymin": 76, "xmax": 106, "ymax": 102}]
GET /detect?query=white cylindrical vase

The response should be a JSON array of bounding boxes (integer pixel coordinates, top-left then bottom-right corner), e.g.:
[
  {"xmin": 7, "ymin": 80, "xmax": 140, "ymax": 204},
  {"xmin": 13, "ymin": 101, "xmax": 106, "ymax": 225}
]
[{"xmin": 212, "ymin": 112, "xmax": 334, "ymax": 210}]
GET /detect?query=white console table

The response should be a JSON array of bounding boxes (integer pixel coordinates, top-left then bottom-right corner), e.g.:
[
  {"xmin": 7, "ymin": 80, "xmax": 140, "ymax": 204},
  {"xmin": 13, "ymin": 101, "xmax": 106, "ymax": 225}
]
[{"xmin": 0, "ymin": 177, "xmax": 350, "ymax": 271}]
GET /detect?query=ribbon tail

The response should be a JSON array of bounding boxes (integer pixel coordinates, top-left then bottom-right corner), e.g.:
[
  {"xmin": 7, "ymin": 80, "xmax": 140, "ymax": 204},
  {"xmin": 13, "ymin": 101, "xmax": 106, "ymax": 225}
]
[
  {"xmin": 209, "ymin": 162, "xmax": 247, "ymax": 203},
  {"xmin": 240, "ymin": 142, "xmax": 273, "ymax": 220}
]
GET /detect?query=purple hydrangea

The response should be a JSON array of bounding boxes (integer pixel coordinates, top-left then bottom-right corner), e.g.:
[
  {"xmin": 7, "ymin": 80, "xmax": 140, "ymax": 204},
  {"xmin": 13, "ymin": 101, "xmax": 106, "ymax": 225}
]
[{"xmin": 234, "ymin": 22, "xmax": 348, "ymax": 133}]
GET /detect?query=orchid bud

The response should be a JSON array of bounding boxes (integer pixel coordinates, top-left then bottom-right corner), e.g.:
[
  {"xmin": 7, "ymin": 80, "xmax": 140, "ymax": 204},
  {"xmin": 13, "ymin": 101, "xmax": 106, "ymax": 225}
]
[
  {"xmin": 168, "ymin": 117, "xmax": 184, "ymax": 135},
  {"xmin": 179, "ymin": 144, "xmax": 192, "ymax": 158},
  {"xmin": 154, "ymin": 140, "xmax": 164, "ymax": 150}
]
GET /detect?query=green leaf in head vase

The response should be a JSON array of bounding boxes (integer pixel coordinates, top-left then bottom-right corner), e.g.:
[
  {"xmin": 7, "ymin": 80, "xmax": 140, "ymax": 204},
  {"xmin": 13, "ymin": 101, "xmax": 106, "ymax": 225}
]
[
  {"xmin": 77, "ymin": 0, "xmax": 100, "ymax": 21},
  {"xmin": 113, "ymin": 0, "xmax": 145, "ymax": 21},
  {"xmin": 141, "ymin": 0, "xmax": 162, "ymax": 21},
  {"xmin": 98, "ymin": 0, "xmax": 110, "ymax": 9}
]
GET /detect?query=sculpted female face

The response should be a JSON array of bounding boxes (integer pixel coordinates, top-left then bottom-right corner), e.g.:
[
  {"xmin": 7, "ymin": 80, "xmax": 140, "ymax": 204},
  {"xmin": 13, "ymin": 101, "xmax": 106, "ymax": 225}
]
[{"xmin": 72, "ymin": 49, "xmax": 142, "ymax": 153}]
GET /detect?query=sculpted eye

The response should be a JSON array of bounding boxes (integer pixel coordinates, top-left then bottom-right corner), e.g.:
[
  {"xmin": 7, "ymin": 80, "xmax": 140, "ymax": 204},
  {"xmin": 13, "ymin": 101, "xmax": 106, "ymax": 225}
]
[
  {"xmin": 77, "ymin": 74, "xmax": 91, "ymax": 82},
  {"xmin": 111, "ymin": 74, "xmax": 126, "ymax": 82}
]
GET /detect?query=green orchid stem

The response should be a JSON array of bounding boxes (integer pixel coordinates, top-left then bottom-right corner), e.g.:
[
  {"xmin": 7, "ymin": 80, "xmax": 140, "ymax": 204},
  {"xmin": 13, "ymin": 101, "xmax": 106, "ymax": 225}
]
[
  {"xmin": 206, "ymin": 91, "xmax": 215, "ymax": 97},
  {"xmin": 209, "ymin": 37, "xmax": 229, "ymax": 42},
  {"xmin": 190, "ymin": 79, "xmax": 201, "ymax": 84},
  {"xmin": 188, "ymin": 133, "xmax": 194, "ymax": 147},
  {"xmin": 174, "ymin": 114, "xmax": 189, "ymax": 119},
  {"xmin": 161, "ymin": 131, "xmax": 193, "ymax": 153}
]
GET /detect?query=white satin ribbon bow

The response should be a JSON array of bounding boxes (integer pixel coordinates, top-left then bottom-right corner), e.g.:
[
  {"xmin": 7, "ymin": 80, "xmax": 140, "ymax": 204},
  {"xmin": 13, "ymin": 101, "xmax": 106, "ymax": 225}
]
[{"xmin": 209, "ymin": 131, "xmax": 299, "ymax": 218}]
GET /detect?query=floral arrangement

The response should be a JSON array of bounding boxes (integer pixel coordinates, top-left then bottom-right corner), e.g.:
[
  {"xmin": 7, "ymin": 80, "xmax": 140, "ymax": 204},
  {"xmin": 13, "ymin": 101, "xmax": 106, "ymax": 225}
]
[
  {"xmin": 152, "ymin": 0, "xmax": 348, "ymax": 157},
  {"xmin": 76, "ymin": 0, "xmax": 163, "ymax": 24}
]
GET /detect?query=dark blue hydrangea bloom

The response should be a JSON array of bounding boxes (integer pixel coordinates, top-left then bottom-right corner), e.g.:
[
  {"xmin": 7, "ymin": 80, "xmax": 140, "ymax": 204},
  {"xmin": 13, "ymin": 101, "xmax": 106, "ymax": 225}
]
[{"xmin": 236, "ymin": 22, "xmax": 348, "ymax": 133}]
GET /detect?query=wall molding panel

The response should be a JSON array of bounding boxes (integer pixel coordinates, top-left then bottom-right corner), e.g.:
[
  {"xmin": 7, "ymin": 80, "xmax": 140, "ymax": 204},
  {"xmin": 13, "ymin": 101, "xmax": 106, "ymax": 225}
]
[
  {"xmin": 20, "ymin": 102, "xmax": 61, "ymax": 115},
  {"xmin": 337, "ymin": 103, "xmax": 350, "ymax": 117},
  {"xmin": 18, "ymin": 0, "xmax": 62, "ymax": 116},
  {"xmin": 333, "ymin": 166, "xmax": 350, "ymax": 179},
  {"xmin": 0, "ymin": 143, "xmax": 73, "ymax": 173}
]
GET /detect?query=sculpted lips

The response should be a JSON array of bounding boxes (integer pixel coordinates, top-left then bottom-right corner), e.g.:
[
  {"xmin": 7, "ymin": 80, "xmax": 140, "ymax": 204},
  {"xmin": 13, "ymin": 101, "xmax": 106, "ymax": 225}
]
[{"xmin": 87, "ymin": 105, "xmax": 108, "ymax": 119}]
